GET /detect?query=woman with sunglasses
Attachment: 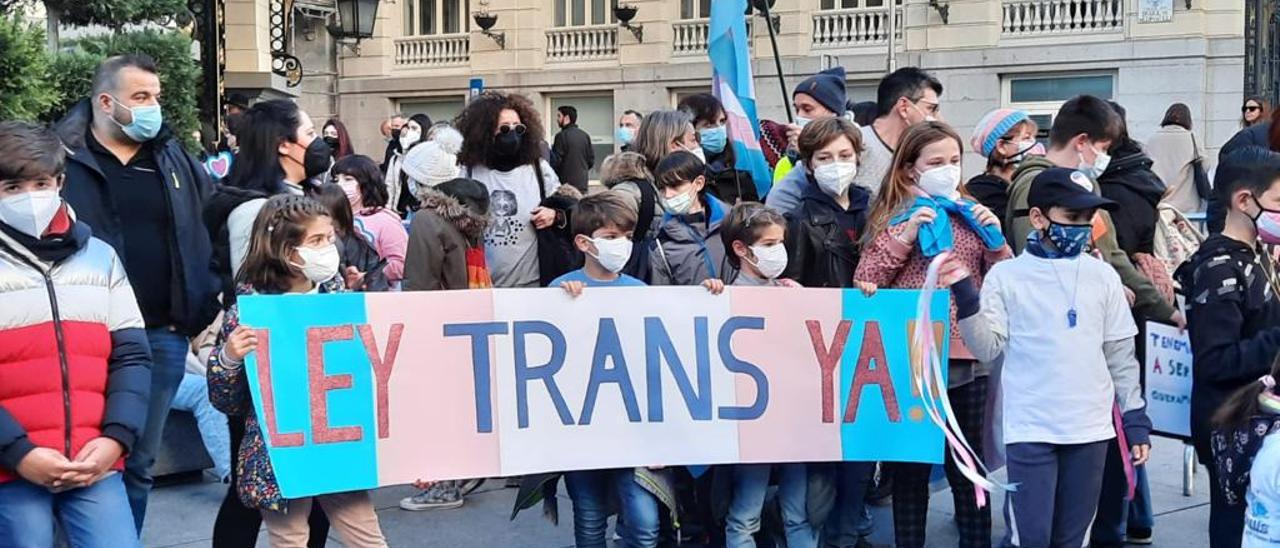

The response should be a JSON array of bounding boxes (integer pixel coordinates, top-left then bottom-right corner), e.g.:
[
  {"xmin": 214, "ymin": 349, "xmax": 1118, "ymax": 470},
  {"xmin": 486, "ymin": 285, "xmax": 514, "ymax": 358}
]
[
  {"xmin": 455, "ymin": 91, "xmax": 564, "ymax": 288},
  {"xmin": 1243, "ymin": 97, "xmax": 1269, "ymax": 128}
]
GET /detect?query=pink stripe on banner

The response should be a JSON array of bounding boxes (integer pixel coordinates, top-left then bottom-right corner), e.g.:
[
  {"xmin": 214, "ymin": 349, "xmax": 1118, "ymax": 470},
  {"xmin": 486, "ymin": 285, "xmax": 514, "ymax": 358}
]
[
  {"xmin": 368, "ymin": 291, "xmax": 501, "ymax": 486},
  {"xmin": 731, "ymin": 287, "xmax": 844, "ymax": 463}
]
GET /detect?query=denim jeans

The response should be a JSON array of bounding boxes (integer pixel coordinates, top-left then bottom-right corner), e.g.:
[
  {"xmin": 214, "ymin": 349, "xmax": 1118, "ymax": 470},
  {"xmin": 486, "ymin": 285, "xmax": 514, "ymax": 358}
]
[
  {"xmin": 726, "ymin": 463, "xmax": 816, "ymax": 548},
  {"xmin": 125, "ymin": 328, "xmax": 189, "ymax": 532},
  {"xmin": 822, "ymin": 461, "xmax": 875, "ymax": 548},
  {"xmin": 565, "ymin": 470, "xmax": 612, "ymax": 548},
  {"xmin": 171, "ymin": 372, "xmax": 231, "ymax": 481},
  {"xmin": 615, "ymin": 468, "xmax": 663, "ymax": 548},
  {"xmin": 0, "ymin": 473, "xmax": 141, "ymax": 548}
]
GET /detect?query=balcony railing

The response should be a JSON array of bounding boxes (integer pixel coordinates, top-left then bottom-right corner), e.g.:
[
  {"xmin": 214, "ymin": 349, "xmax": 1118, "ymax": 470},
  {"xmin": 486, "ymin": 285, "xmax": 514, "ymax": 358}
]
[
  {"xmin": 812, "ymin": 7, "xmax": 903, "ymax": 49},
  {"xmin": 394, "ymin": 34, "xmax": 470, "ymax": 68},
  {"xmin": 547, "ymin": 25, "xmax": 618, "ymax": 62},
  {"xmin": 1001, "ymin": 0, "xmax": 1124, "ymax": 37},
  {"xmin": 672, "ymin": 18, "xmax": 754, "ymax": 57}
]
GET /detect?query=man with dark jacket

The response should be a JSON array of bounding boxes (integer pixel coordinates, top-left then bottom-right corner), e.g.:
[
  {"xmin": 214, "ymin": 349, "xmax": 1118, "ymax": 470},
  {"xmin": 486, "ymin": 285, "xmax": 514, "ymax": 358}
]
[
  {"xmin": 55, "ymin": 55, "xmax": 219, "ymax": 532},
  {"xmin": 551, "ymin": 106, "xmax": 595, "ymax": 193}
]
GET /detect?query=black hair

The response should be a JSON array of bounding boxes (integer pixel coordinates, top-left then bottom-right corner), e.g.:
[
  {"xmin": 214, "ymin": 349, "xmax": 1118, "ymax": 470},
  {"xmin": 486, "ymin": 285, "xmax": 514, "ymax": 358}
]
[
  {"xmin": 654, "ymin": 150, "xmax": 706, "ymax": 190},
  {"xmin": 91, "ymin": 54, "xmax": 158, "ymax": 98},
  {"xmin": 1162, "ymin": 103, "xmax": 1193, "ymax": 131},
  {"xmin": 308, "ymin": 183, "xmax": 356, "ymax": 237},
  {"xmin": 404, "ymin": 113, "xmax": 432, "ymax": 151},
  {"xmin": 1214, "ymin": 355, "xmax": 1280, "ymax": 431},
  {"xmin": 1105, "ymin": 100, "xmax": 1134, "ymax": 149},
  {"xmin": 622, "ymin": 109, "xmax": 644, "ymax": 121},
  {"xmin": 1213, "ymin": 146, "xmax": 1280, "ymax": 208},
  {"xmin": 678, "ymin": 93, "xmax": 735, "ymax": 163},
  {"xmin": 455, "ymin": 91, "xmax": 546, "ymax": 169},
  {"xmin": 721, "ymin": 202, "xmax": 787, "ymax": 269},
  {"xmin": 224, "ymin": 99, "xmax": 302, "ymax": 195},
  {"xmin": 851, "ymin": 101, "xmax": 878, "ymax": 126},
  {"xmin": 875, "ymin": 67, "xmax": 943, "ymax": 119},
  {"xmin": 332, "ymin": 155, "xmax": 388, "ymax": 209},
  {"xmin": 557, "ymin": 106, "xmax": 578, "ymax": 125},
  {"xmin": 0, "ymin": 121, "xmax": 66, "ymax": 181},
  {"xmin": 1048, "ymin": 95, "xmax": 1122, "ymax": 147}
]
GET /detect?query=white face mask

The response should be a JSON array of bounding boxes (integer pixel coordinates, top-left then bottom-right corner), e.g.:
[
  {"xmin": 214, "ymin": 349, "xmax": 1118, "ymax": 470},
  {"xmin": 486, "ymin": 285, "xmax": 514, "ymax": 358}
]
[
  {"xmin": 292, "ymin": 243, "xmax": 340, "ymax": 284},
  {"xmin": 910, "ymin": 101, "xmax": 938, "ymax": 123},
  {"xmin": 747, "ymin": 243, "xmax": 788, "ymax": 280},
  {"xmin": 588, "ymin": 237, "xmax": 633, "ymax": 274},
  {"xmin": 813, "ymin": 161, "xmax": 857, "ymax": 197},
  {"xmin": 399, "ymin": 129, "xmax": 421, "ymax": 151},
  {"xmin": 336, "ymin": 176, "xmax": 361, "ymax": 208},
  {"xmin": 1078, "ymin": 144, "xmax": 1111, "ymax": 178},
  {"xmin": 665, "ymin": 188, "xmax": 696, "ymax": 215},
  {"xmin": 795, "ymin": 116, "xmax": 813, "ymax": 129},
  {"xmin": 0, "ymin": 190, "xmax": 63, "ymax": 239},
  {"xmin": 917, "ymin": 164, "xmax": 963, "ymax": 200},
  {"xmin": 684, "ymin": 144, "xmax": 706, "ymax": 164}
]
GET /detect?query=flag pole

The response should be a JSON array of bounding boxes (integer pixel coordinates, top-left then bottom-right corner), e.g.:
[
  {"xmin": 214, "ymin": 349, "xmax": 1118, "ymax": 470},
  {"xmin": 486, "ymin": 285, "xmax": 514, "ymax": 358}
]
[{"xmin": 755, "ymin": 0, "xmax": 793, "ymax": 124}]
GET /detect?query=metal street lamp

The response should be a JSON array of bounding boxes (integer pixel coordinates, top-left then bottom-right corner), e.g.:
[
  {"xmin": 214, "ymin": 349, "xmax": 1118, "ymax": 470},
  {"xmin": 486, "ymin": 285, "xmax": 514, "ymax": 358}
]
[{"xmin": 330, "ymin": 0, "xmax": 380, "ymax": 42}]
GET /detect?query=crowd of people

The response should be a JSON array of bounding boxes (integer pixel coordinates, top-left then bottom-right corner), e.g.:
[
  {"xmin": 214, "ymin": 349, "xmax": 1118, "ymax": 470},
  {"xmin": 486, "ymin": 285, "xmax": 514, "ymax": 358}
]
[{"xmin": 3, "ymin": 51, "xmax": 1280, "ymax": 548}]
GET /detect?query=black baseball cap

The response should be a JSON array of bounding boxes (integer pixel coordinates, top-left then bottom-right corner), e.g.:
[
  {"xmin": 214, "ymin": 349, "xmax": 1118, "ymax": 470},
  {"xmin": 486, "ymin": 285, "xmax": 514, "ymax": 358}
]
[{"xmin": 1028, "ymin": 168, "xmax": 1118, "ymax": 212}]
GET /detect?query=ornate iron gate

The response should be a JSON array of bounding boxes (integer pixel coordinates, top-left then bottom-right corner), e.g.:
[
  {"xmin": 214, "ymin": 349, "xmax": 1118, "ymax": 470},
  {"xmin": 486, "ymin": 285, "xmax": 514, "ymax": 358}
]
[{"xmin": 1246, "ymin": 0, "xmax": 1280, "ymax": 106}]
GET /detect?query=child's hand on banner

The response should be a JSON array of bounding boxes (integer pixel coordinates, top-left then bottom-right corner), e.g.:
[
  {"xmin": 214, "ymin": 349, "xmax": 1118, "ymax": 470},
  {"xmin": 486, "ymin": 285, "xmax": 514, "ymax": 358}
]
[
  {"xmin": 1170, "ymin": 310, "xmax": 1187, "ymax": 332},
  {"xmin": 226, "ymin": 325, "xmax": 259, "ymax": 361},
  {"xmin": 1131, "ymin": 443, "xmax": 1151, "ymax": 466},
  {"xmin": 560, "ymin": 281, "xmax": 585, "ymax": 298},
  {"xmin": 702, "ymin": 279, "xmax": 725, "ymax": 295},
  {"xmin": 855, "ymin": 281, "xmax": 877, "ymax": 297}
]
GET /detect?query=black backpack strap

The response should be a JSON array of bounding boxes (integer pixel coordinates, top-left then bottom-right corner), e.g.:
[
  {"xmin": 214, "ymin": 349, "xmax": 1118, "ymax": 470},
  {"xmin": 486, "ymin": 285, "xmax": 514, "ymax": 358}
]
[
  {"xmin": 634, "ymin": 181, "xmax": 657, "ymax": 244},
  {"xmin": 532, "ymin": 161, "xmax": 548, "ymax": 202}
]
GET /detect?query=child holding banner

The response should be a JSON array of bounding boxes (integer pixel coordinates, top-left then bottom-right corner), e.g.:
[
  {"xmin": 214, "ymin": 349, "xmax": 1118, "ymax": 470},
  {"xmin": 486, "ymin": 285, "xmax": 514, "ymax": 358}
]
[
  {"xmin": 719, "ymin": 202, "xmax": 816, "ymax": 548},
  {"xmin": 953, "ymin": 168, "xmax": 1151, "ymax": 548},
  {"xmin": 0, "ymin": 122, "xmax": 151, "ymax": 547},
  {"xmin": 650, "ymin": 151, "xmax": 735, "ymax": 286},
  {"xmin": 855, "ymin": 121, "xmax": 1010, "ymax": 548},
  {"xmin": 1178, "ymin": 147, "xmax": 1280, "ymax": 547},
  {"xmin": 207, "ymin": 195, "xmax": 388, "ymax": 547}
]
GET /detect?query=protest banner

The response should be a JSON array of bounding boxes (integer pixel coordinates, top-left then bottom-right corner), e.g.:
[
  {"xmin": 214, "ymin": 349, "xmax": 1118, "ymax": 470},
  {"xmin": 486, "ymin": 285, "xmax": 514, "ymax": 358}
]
[
  {"xmin": 238, "ymin": 287, "xmax": 950, "ymax": 499},
  {"xmin": 1144, "ymin": 321, "xmax": 1193, "ymax": 438}
]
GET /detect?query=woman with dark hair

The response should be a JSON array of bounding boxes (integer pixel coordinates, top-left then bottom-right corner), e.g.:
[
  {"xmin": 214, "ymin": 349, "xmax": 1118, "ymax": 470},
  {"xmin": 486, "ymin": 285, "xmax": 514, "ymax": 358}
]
[
  {"xmin": 332, "ymin": 155, "xmax": 408, "ymax": 285},
  {"xmin": 678, "ymin": 93, "xmax": 757, "ymax": 204},
  {"xmin": 385, "ymin": 113, "xmax": 431, "ymax": 216},
  {"xmin": 322, "ymin": 118, "xmax": 355, "ymax": 160},
  {"xmin": 1244, "ymin": 96, "xmax": 1269, "ymax": 128},
  {"xmin": 1148, "ymin": 102, "xmax": 1208, "ymax": 214},
  {"xmin": 307, "ymin": 183, "xmax": 389, "ymax": 291},
  {"xmin": 201, "ymin": 98, "xmax": 335, "ymax": 547},
  {"xmin": 455, "ymin": 91, "xmax": 564, "ymax": 288}
]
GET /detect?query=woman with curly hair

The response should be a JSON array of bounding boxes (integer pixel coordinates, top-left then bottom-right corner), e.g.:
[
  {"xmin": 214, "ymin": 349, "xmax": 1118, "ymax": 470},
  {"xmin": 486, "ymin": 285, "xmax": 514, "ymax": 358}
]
[{"xmin": 455, "ymin": 91, "xmax": 564, "ymax": 288}]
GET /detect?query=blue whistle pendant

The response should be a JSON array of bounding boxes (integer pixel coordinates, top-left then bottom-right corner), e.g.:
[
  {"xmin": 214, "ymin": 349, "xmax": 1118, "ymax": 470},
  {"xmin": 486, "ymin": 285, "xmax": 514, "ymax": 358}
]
[{"xmin": 1068, "ymin": 309, "xmax": 1078, "ymax": 329}]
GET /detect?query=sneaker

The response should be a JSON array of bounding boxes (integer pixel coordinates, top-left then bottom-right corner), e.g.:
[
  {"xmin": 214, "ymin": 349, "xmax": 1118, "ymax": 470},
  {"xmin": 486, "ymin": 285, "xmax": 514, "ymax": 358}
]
[
  {"xmin": 399, "ymin": 484, "xmax": 464, "ymax": 511},
  {"xmin": 1125, "ymin": 527, "xmax": 1153, "ymax": 545},
  {"xmin": 460, "ymin": 478, "xmax": 484, "ymax": 495}
]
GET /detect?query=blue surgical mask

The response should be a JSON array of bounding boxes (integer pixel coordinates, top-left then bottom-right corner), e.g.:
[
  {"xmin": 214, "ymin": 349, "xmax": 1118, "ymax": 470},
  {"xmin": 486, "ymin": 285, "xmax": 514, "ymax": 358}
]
[
  {"xmin": 615, "ymin": 126, "xmax": 636, "ymax": 146},
  {"xmin": 110, "ymin": 95, "xmax": 163, "ymax": 142},
  {"xmin": 1046, "ymin": 222, "xmax": 1092, "ymax": 258},
  {"xmin": 699, "ymin": 125, "xmax": 727, "ymax": 155}
]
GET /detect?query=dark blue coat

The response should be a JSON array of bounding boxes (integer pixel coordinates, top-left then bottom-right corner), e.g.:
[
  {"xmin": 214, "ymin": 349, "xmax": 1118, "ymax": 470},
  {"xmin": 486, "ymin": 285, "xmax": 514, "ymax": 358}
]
[{"xmin": 56, "ymin": 100, "xmax": 220, "ymax": 336}]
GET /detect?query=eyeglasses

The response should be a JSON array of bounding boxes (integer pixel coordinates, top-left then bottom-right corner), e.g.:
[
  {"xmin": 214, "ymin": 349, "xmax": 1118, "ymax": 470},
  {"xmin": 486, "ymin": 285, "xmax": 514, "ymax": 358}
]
[
  {"xmin": 498, "ymin": 123, "xmax": 527, "ymax": 135},
  {"xmin": 1244, "ymin": 105, "xmax": 1262, "ymax": 113}
]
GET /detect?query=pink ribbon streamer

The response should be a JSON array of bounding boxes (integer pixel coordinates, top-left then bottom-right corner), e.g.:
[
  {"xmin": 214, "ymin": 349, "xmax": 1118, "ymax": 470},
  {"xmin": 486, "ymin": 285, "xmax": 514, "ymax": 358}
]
[{"xmin": 1112, "ymin": 404, "xmax": 1137, "ymax": 500}]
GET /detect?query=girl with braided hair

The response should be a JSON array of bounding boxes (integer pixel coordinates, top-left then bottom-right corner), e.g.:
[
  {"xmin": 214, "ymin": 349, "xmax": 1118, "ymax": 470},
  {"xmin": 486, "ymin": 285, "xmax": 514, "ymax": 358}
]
[{"xmin": 207, "ymin": 194, "xmax": 388, "ymax": 547}]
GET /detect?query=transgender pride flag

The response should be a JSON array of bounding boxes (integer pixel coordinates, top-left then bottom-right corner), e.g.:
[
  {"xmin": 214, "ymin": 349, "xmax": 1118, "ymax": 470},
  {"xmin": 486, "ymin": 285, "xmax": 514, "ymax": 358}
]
[{"xmin": 709, "ymin": 0, "xmax": 773, "ymax": 199}]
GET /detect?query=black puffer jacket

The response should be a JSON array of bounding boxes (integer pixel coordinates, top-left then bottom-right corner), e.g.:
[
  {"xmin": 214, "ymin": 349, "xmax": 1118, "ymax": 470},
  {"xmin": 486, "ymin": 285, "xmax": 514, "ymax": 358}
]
[
  {"xmin": 703, "ymin": 152, "xmax": 758, "ymax": 205},
  {"xmin": 965, "ymin": 173, "xmax": 1010, "ymax": 224},
  {"xmin": 1098, "ymin": 140, "xmax": 1164, "ymax": 255}
]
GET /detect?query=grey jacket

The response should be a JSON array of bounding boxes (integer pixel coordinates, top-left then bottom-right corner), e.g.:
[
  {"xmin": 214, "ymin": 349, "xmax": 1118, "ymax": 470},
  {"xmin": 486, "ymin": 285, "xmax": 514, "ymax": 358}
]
[
  {"xmin": 763, "ymin": 160, "xmax": 808, "ymax": 216},
  {"xmin": 648, "ymin": 196, "xmax": 736, "ymax": 286}
]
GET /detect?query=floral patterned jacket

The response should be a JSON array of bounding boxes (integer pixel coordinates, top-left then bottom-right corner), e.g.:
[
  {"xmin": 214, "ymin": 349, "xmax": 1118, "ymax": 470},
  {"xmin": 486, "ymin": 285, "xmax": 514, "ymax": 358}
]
[{"xmin": 207, "ymin": 279, "xmax": 345, "ymax": 511}]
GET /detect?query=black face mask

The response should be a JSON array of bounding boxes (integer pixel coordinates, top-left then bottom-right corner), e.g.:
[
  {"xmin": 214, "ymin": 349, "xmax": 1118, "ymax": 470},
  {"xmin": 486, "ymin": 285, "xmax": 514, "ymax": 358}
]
[
  {"xmin": 494, "ymin": 130, "xmax": 523, "ymax": 159},
  {"xmin": 323, "ymin": 136, "xmax": 340, "ymax": 150},
  {"xmin": 303, "ymin": 138, "xmax": 333, "ymax": 180},
  {"xmin": 391, "ymin": 128, "xmax": 402, "ymax": 140}
]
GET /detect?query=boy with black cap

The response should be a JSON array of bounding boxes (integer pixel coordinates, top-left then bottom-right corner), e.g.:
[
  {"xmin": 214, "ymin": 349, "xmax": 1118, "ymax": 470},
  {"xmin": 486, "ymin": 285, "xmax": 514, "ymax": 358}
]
[{"xmin": 950, "ymin": 167, "xmax": 1152, "ymax": 547}]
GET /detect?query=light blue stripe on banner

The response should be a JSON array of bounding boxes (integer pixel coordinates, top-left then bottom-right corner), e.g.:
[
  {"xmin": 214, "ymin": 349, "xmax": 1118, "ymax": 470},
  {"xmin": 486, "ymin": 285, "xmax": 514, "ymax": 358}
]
[
  {"xmin": 838, "ymin": 289, "xmax": 948, "ymax": 464},
  {"xmin": 240, "ymin": 292, "xmax": 378, "ymax": 498}
]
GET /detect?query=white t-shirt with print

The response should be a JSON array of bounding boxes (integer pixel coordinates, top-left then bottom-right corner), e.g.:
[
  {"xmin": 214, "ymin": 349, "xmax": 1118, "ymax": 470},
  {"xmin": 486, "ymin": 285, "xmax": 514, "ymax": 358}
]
[
  {"xmin": 1246, "ymin": 434, "xmax": 1280, "ymax": 547},
  {"xmin": 851, "ymin": 123, "xmax": 893, "ymax": 198},
  {"xmin": 981, "ymin": 252, "xmax": 1139, "ymax": 445},
  {"xmin": 471, "ymin": 161, "xmax": 560, "ymax": 288}
]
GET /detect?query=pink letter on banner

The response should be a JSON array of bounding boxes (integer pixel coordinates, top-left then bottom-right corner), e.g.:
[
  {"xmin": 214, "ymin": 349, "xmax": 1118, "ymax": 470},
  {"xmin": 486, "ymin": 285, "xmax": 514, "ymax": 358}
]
[
  {"xmin": 366, "ymin": 290, "xmax": 501, "ymax": 486},
  {"xmin": 729, "ymin": 287, "xmax": 843, "ymax": 463}
]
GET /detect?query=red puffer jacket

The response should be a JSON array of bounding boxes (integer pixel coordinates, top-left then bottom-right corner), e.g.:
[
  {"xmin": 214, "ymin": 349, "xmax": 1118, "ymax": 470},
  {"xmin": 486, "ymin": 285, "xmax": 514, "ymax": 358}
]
[{"xmin": 0, "ymin": 217, "xmax": 152, "ymax": 483}]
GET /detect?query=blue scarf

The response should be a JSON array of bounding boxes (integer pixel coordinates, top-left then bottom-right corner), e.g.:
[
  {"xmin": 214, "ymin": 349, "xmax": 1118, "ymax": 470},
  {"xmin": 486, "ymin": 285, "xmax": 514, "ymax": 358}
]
[{"xmin": 889, "ymin": 196, "xmax": 1006, "ymax": 257}]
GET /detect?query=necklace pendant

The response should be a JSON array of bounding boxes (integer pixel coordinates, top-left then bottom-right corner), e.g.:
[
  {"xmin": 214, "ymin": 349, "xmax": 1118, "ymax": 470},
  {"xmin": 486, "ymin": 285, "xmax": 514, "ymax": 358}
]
[{"xmin": 1068, "ymin": 309, "xmax": 1078, "ymax": 329}]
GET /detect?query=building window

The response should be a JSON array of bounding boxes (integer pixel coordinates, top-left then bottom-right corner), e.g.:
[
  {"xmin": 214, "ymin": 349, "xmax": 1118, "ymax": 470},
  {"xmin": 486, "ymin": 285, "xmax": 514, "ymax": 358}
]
[
  {"xmin": 1003, "ymin": 73, "xmax": 1115, "ymax": 141},
  {"xmin": 405, "ymin": 0, "xmax": 470, "ymax": 35},
  {"xmin": 549, "ymin": 95, "xmax": 614, "ymax": 180},
  {"xmin": 680, "ymin": 0, "xmax": 710, "ymax": 19},
  {"xmin": 554, "ymin": 0, "xmax": 617, "ymax": 27},
  {"xmin": 820, "ymin": 0, "xmax": 886, "ymax": 9}
]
